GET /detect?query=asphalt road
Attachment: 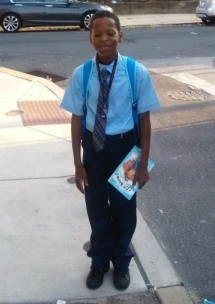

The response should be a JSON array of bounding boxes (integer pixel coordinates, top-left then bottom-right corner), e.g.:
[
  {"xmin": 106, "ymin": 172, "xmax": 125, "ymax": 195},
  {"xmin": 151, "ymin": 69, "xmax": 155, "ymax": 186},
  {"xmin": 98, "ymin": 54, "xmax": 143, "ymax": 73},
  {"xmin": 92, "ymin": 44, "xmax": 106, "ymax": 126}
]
[
  {"xmin": 0, "ymin": 25, "xmax": 215, "ymax": 77},
  {"xmin": 140, "ymin": 73, "xmax": 215, "ymax": 304},
  {"xmin": 0, "ymin": 25, "xmax": 215, "ymax": 303}
]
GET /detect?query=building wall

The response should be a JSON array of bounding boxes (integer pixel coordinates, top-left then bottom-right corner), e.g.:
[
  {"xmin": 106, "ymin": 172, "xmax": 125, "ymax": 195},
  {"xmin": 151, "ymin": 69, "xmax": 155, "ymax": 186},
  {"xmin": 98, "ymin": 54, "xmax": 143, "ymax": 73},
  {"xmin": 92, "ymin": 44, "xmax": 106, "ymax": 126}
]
[{"xmin": 102, "ymin": 1, "xmax": 198, "ymax": 14}]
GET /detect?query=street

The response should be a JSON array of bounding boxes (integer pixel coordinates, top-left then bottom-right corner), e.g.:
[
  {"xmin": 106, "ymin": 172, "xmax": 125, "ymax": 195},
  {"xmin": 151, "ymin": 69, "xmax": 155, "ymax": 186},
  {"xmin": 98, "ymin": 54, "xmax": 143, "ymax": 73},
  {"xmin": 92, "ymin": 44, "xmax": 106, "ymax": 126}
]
[
  {"xmin": 139, "ymin": 71, "xmax": 215, "ymax": 303},
  {"xmin": 0, "ymin": 25, "xmax": 215, "ymax": 76},
  {"xmin": 0, "ymin": 25, "xmax": 215, "ymax": 303}
]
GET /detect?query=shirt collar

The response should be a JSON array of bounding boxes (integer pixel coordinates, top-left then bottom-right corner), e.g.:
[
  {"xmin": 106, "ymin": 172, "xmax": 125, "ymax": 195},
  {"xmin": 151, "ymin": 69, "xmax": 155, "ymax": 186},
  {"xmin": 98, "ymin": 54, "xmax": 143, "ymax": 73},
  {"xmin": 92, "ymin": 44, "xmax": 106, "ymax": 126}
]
[{"xmin": 92, "ymin": 52, "xmax": 122, "ymax": 73}]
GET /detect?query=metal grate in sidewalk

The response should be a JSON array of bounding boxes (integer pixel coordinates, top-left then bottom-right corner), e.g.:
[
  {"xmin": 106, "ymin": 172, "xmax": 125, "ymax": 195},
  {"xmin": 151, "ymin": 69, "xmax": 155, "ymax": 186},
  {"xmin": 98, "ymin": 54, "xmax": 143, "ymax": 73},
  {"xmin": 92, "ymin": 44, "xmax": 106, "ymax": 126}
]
[{"xmin": 17, "ymin": 100, "xmax": 71, "ymax": 126}]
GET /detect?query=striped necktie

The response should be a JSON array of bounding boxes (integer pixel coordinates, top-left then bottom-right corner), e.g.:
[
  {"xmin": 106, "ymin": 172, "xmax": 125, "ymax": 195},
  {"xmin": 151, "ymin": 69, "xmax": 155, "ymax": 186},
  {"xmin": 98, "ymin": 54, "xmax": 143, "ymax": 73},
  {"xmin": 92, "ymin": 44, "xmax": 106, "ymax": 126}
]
[{"xmin": 93, "ymin": 68, "xmax": 110, "ymax": 152}]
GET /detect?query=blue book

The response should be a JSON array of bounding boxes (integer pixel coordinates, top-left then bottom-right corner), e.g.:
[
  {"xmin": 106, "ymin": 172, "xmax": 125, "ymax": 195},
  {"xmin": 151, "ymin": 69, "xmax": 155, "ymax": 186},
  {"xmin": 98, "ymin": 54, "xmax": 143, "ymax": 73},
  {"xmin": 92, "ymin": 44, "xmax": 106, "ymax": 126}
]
[{"xmin": 108, "ymin": 145, "xmax": 154, "ymax": 200}]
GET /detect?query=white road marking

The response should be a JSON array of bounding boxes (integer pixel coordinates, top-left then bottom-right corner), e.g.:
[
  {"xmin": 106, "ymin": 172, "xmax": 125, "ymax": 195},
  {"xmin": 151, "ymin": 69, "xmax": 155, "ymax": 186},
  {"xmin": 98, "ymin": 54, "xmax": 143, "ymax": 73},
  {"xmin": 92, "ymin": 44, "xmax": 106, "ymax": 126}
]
[{"xmin": 163, "ymin": 73, "xmax": 215, "ymax": 97}]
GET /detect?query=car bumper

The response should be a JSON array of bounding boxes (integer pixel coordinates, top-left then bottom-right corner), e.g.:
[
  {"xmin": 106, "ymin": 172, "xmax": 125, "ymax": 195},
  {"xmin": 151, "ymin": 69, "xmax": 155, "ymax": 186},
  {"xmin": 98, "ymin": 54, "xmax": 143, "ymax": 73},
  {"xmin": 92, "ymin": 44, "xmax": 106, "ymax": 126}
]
[
  {"xmin": 196, "ymin": 5, "xmax": 215, "ymax": 17},
  {"xmin": 196, "ymin": 12, "xmax": 208, "ymax": 18}
]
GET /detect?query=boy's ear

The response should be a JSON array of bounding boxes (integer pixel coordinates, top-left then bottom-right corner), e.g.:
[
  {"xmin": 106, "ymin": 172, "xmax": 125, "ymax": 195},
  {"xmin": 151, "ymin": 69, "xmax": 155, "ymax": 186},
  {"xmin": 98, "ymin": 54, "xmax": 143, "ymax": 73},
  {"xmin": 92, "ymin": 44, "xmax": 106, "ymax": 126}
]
[
  {"xmin": 118, "ymin": 31, "xmax": 123, "ymax": 43},
  {"xmin": 89, "ymin": 33, "xmax": 92, "ymax": 44}
]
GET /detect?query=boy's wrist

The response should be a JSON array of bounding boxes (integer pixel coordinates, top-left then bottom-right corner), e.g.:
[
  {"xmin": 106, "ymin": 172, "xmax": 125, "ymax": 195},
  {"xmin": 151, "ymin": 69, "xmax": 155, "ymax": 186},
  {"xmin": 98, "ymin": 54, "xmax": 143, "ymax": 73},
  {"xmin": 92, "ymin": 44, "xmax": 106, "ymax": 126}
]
[
  {"xmin": 139, "ymin": 165, "xmax": 148, "ymax": 170},
  {"xmin": 74, "ymin": 161, "xmax": 82, "ymax": 168},
  {"xmin": 139, "ymin": 161, "xmax": 148, "ymax": 170}
]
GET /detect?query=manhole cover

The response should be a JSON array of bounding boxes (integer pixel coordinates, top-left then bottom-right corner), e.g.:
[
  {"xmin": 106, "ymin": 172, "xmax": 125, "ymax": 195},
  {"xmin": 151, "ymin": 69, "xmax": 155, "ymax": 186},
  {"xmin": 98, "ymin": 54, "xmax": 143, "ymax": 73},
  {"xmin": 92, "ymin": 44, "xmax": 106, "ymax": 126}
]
[
  {"xmin": 6, "ymin": 110, "xmax": 24, "ymax": 116},
  {"xmin": 83, "ymin": 241, "xmax": 91, "ymax": 252},
  {"xmin": 27, "ymin": 70, "xmax": 67, "ymax": 83},
  {"xmin": 168, "ymin": 90, "xmax": 210, "ymax": 101},
  {"xmin": 67, "ymin": 176, "xmax": 75, "ymax": 184}
]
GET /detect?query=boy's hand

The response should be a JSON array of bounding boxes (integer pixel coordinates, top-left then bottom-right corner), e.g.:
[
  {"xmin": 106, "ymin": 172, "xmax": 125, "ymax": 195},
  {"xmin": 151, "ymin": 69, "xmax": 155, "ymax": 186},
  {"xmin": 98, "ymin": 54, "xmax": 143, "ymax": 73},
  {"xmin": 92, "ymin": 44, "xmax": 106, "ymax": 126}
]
[
  {"xmin": 75, "ymin": 164, "xmax": 88, "ymax": 194},
  {"xmin": 132, "ymin": 167, "xmax": 149, "ymax": 189}
]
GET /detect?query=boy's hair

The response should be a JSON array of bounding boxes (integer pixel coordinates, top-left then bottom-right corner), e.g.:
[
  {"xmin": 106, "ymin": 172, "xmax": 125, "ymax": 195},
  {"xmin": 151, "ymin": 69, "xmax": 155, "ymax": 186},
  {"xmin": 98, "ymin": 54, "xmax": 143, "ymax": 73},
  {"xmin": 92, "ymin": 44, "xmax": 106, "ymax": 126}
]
[{"xmin": 90, "ymin": 11, "xmax": 121, "ymax": 32}]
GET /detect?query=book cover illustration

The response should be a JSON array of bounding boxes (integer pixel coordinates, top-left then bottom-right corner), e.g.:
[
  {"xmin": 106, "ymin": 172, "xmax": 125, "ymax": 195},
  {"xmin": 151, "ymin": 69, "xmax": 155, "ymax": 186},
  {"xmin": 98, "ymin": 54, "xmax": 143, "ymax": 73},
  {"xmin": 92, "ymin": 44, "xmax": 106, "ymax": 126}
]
[{"xmin": 108, "ymin": 145, "xmax": 154, "ymax": 200}]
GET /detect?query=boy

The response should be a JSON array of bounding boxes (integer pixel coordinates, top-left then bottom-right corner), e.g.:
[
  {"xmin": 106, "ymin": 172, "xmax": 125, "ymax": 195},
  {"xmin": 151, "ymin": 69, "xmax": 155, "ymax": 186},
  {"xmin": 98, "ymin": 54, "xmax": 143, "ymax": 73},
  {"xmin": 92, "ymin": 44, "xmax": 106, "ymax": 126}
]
[{"xmin": 60, "ymin": 11, "xmax": 160, "ymax": 290}]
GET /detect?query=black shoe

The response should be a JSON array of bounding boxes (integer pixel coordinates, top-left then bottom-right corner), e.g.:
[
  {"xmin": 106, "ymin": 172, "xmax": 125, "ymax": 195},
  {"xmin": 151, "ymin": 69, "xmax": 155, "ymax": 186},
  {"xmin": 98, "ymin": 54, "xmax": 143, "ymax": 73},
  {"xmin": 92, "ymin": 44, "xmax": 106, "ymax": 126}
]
[
  {"xmin": 113, "ymin": 268, "xmax": 130, "ymax": 290},
  {"xmin": 86, "ymin": 262, "xmax": 110, "ymax": 289}
]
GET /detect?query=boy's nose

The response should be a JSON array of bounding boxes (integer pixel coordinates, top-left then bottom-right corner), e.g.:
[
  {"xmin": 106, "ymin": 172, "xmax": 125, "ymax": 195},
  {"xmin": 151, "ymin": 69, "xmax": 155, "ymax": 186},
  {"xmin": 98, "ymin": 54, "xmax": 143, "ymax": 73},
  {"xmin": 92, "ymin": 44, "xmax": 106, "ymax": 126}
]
[{"xmin": 100, "ymin": 34, "xmax": 108, "ymax": 41}]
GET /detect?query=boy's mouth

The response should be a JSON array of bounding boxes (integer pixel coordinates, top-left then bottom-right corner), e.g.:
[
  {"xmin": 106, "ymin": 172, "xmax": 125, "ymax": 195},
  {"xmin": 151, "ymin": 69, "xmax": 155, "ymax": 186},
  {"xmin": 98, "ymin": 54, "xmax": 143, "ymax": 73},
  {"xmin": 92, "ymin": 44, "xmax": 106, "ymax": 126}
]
[{"xmin": 99, "ymin": 46, "xmax": 111, "ymax": 51}]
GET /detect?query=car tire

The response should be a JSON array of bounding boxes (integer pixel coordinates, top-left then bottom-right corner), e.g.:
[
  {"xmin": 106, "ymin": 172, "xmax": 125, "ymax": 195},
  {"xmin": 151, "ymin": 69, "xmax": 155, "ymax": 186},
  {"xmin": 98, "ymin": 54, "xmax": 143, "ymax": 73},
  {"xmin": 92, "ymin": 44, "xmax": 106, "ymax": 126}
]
[
  {"xmin": 1, "ymin": 13, "xmax": 21, "ymax": 33},
  {"xmin": 81, "ymin": 11, "xmax": 96, "ymax": 30},
  {"xmin": 201, "ymin": 18, "xmax": 213, "ymax": 25}
]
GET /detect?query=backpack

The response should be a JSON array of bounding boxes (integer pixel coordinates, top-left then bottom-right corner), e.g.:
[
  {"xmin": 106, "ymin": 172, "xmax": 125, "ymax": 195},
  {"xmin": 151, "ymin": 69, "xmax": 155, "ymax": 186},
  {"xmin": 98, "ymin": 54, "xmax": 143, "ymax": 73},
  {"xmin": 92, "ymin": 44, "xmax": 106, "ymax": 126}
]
[{"xmin": 81, "ymin": 56, "xmax": 140, "ymax": 145}]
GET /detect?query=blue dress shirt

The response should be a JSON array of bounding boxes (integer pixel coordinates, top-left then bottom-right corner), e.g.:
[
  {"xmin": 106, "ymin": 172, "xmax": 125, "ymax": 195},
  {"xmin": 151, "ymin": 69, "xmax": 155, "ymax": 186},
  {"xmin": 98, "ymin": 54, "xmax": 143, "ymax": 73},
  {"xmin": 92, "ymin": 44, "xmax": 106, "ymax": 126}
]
[{"xmin": 60, "ymin": 53, "xmax": 160, "ymax": 135}]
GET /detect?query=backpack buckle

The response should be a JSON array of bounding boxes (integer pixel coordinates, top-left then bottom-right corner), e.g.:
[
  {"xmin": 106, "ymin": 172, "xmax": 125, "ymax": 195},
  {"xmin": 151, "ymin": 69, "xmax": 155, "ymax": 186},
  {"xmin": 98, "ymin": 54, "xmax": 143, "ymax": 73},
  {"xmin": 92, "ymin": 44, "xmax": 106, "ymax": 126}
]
[{"xmin": 132, "ymin": 101, "xmax": 137, "ymax": 109}]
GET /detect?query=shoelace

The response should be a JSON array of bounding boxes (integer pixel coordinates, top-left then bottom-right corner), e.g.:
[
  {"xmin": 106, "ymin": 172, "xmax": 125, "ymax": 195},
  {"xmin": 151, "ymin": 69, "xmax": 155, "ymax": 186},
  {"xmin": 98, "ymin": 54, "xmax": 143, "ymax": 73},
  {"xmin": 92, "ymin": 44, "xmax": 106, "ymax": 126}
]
[
  {"xmin": 115, "ymin": 269, "xmax": 129, "ymax": 279},
  {"xmin": 90, "ymin": 268, "xmax": 103, "ymax": 277}
]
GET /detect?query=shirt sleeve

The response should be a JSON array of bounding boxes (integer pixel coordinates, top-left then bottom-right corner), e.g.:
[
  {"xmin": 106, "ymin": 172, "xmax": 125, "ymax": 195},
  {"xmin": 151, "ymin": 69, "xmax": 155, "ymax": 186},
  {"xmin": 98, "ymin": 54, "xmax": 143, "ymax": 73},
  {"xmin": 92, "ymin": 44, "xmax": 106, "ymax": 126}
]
[
  {"xmin": 60, "ymin": 66, "xmax": 84, "ymax": 116},
  {"xmin": 136, "ymin": 63, "xmax": 161, "ymax": 113}
]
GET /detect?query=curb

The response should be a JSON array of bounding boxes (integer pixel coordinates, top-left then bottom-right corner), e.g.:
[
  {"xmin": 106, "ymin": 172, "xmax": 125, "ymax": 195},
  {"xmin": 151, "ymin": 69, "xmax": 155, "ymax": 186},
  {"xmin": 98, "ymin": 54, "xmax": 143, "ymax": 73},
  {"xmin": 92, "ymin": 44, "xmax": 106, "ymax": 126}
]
[
  {"xmin": 132, "ymin": 210, "xmax": 195, "ymax": 304},
  {"xmin": 0, "ymin": 67, "xmax": 65, "ymax": 101},
  {"xmin": 0, "ymin": 67, "xmax": 35, "ymax": 81},
  {"xmin": 155, "ymin": 286, "xmax": 194, "ymax": 304}
]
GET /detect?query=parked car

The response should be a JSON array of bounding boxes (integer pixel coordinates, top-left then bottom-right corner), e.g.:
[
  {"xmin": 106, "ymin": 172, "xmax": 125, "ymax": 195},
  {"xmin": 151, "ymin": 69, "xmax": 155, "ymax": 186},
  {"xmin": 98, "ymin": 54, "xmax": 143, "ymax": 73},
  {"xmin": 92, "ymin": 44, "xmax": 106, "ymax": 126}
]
[
  {"xmin": 196, "ymin": 0, "xmax": 215, "ymax": 25},
  {"xmin": 0, "ymin": 0, "xmax": 113, "ymax": 33}
]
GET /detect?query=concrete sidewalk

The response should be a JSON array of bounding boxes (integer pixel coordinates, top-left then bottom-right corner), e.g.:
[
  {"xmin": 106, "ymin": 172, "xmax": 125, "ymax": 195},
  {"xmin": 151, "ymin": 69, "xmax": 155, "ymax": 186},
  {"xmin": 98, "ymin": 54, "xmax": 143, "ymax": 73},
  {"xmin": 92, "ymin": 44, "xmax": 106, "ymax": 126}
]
[
  {"xmin": 0, "ymin": 68, "xmax": 164, "ymax": 303},
  {"xmin": 119, "ymin": 14, "xmax": 200, "ymax": 27},
  {"xmin": 0, "ymin": 14, "xmax": 210, "ymax": 304}
]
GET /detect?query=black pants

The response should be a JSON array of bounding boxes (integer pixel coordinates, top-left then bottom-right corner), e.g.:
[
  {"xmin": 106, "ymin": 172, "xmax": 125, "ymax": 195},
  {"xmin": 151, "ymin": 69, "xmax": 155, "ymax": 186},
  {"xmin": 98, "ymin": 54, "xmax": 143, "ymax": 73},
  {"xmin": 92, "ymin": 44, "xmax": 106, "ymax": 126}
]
[{"xmin": 82, "ymin": 129, "xmax": 138, "ymax": 269}]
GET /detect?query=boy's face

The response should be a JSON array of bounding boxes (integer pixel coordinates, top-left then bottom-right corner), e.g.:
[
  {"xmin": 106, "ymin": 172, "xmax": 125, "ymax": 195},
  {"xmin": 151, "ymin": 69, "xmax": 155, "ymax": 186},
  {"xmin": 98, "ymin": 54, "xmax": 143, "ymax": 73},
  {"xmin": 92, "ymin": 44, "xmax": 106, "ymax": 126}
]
[{"xmin": 90, "ymin": 17, "xmax": 123, "ymax": 64}]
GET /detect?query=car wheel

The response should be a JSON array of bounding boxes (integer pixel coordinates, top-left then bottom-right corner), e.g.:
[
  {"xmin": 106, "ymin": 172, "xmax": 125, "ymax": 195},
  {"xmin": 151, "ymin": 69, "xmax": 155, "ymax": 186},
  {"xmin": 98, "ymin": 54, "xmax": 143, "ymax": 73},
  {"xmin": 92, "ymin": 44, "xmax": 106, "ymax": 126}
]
[
  {"xmin": 1, "ymin": 13, "xmax": 21, "ymax": 32},
  {"xmin": 81, "ymin": 11, "xmax": 95, "ymax": 30},
  {"xmin": 201, "ymin": 18, "xmax": 213, "ymax": 25}
]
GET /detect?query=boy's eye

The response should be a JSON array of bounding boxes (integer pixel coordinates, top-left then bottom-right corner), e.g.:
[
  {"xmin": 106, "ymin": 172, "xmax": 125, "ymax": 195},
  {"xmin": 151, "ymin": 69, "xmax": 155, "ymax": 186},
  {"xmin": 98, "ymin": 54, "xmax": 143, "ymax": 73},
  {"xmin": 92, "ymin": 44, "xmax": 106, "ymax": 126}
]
[
  {"xmin": 107, "ymin": 30, "xmax": 116, "ymax": 36},
  {"xmin": 92, "ymin": 30, "xmax": 117, "ymax": 38},
  {"xmin": 93, "ymin": 33, "xmax": 101, "ymax": 37}
]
